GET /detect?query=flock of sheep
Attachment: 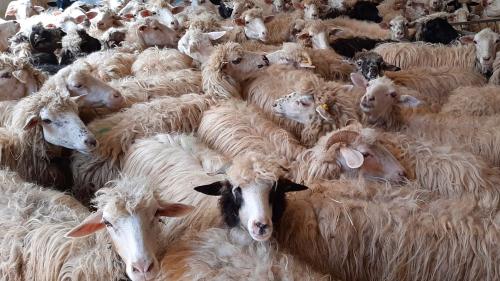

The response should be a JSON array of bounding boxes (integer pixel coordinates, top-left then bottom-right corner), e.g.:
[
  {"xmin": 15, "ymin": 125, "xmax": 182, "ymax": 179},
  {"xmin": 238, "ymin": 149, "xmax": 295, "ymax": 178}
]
[{"xmin": 0, "ymin": 0, "xmax": 500, "ymax": 280}]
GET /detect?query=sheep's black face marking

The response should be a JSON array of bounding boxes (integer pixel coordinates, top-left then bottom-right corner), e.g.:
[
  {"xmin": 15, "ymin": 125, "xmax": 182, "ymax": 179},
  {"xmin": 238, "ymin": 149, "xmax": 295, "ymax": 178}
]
[
  {"xmin": 220, "ymin": 185, "xmax": 243, "ymax": 227},
  {"xmin": 29, "ymin": 23, "xmax": 65, "ymax": 53},
  {"xmin": 353, "ymin": 51, "xmax": 400, "ymax": 80}
]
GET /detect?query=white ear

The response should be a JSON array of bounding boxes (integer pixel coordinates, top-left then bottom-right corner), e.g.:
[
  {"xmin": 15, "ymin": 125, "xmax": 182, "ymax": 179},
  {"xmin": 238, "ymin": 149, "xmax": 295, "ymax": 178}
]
[
  {"xmin": 350, "ymin": 72, "xmax": 368, "ymax": 89},
  {"xmin": 316, "ymin": 105, "xmax": 334, "ymax": 121},
  {"xmin": 398, "ymin": 95, "xmax": 421, "ymax": 108},
  {"xmin": 206, "ymin": 31, "xmax": 226, "ymax": 41},
  {"xmin": 340, "ymin": 147, "xmax": 364, "ymax": 169},
  {"xmin": 33, "ymin": 5, "xmax": 45, "ymax": 13}
]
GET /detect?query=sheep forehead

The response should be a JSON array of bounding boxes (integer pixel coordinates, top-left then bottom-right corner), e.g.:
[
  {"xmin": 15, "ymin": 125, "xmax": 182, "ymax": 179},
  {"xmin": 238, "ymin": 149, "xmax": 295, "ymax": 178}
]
[
  {"xmin": 226, "ymin": 153, "xmax": 283, "ymax": 187},
  {"xmin": 475, "ymin": 28, "xmax": 499, "ymax": 42},
  {"xmin": 242, "ymin": 8, "xmax": 263, "ymax": 20},
  {"xmin": 368, "ymin": 77, "xmax": 396, "ymax": 93}
]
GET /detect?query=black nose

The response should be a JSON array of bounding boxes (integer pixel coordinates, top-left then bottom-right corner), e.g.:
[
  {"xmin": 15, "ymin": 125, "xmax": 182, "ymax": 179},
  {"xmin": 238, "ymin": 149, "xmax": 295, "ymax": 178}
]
[
  {"xmin": 256, "ymin": 222, "xmax": 269, "ymax": 235},
  {"xmin": 272, "ymin": 103, "xmax": 277, "ymax": 107},
  {"xmin": 84, "ymin": 137, "xmax": 97, "ymax": 147},
  {"xmin": 398, "ymin": 171, "xmax": 406, "ymax": 177}
]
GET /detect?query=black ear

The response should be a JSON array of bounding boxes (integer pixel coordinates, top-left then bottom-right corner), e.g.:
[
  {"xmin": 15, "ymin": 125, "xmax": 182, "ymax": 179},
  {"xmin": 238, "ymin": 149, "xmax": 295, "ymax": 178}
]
[
  {"xmin": 382, "ymin": 63, "xmax": 401, "ymax": 72},
  {"xmin": 194, "ymin": 181, "xmax": 229, "ymax": 196},
  {"xmin": 277, "ymin": 178, "xmax": 308, "ymax": 193}
]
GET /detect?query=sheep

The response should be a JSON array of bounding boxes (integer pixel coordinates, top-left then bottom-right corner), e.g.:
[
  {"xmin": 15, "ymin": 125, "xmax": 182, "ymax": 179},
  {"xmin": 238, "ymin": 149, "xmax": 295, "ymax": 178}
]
[
  {"xmin": 40, "ymin": 63, "xmax": 125, "ymax": 111},
  {"xmin": 270, "ymin": 76, "xmax": 362, "ymax": 145},
  {"xmin": 0, "ymin": 54, "xmax": 47, "ymax": 101},
  {"xmin": 414, "ymin": 16, "xmax": 460, "ymax": 45},
  {"xmin": 198, "ymin": 100, "xmax": 305, "ymax": 162},
  {"xmin": 374, "ymin": 28, "xmax": 500, "ymax": 76},
  {"xmin": 277, "ymin": 179, "xmax": 500, "ymax": 281},
  {"xmin": 108, "ymin": 69, "xmax": 202, "ymax": 106},
  {"xmin": 130, "ymin": 47, "xmax": 194, "ymax": 76},
  {"xmin": 159, "ymin": 227, "xmax": 332, "ymax": 280},
  {"xmin": 484, "ymin": 0, "xmax": 500, "ymax": 17},
  {"xmin": 59, "ymin": 24, "xmax": 102, "ymax": 65},
  {"xmin": 0, "ymin": 169, "xmax": 194, "ymax": 281},
  {"xmin": 71, "ymin": 94, "xmax": 216, "ymax": 204},
  {"xmin": 0, "ymin": 90, "xmax": 97, "ymax": 188},
  {"xmin": 202, "ymin": 41, "xmax": 269, "ymax": 99},
  {"xmin": 0, "ymin": 20, "xmax": 20, "ymax": 52},
  {"xmin": 230, "ymin": 8, "xmax": 275, "ymax": 42},
  {"xmin": 121, "ymin": 17, "xmax": 179, "ymax": 51},
  {"xmin": 264, "ymin": 10, "xmax": 305, "ymax": 44},
  {"xmin": 388, "ymin": 15, "xmax": 410, "ymax": 41},
  {"xmin": 351, "ymin": 66, "xmax": 487, "ymax": 110},
  {"xmin": 358, "ymin": 75, "xmax": 500, "ymax": 167},
  {"xmin": 177, "ymin": 27, "xmax": 227, "ymax": 64},
  {"xmin": 351, "ymin": 50, "xmax": 401, "ymax": 80},
  {"xmin": 441, "ymin": 85, "xmax": 500, "ymax": 116},
  {"xmin": 5, "ymin": 0, "xmax": 45, "ymax": 20},
  {"xmin": 293, "ymin": 20, "xmax": 332, "ymax": 49},
  {"xmin": 123, "ymin": 140, "xmax": 308, "ymax": 242}
]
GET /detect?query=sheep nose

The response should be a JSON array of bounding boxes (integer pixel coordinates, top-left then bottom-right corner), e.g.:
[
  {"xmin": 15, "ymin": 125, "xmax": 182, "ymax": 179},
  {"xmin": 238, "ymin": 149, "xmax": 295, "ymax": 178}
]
[
  {"xmin": 369, "ymin": 96, "xmax": 375, "ymax": 101},
  {"xmin": 398, "ymin": 171, "xmax": 406, "ymax": 178},
  {"xmin": 84, "ymin": 137, "xmax": 97, "ymax": 148},
  {"xmin": 255, "ymin": 222, "xmax": 269, "ymax": 235},
  {"xmin": 131, "ymin": 260, "xmax": 154, "ymax": 274},
  {"xmin": 263, "ymin": 55, "xmax": 269, "ymax": 65},
  {"xmin": 483, "ymin": 56, "xmax": 492, "ymax": 61},
  {"xmin": 272, "ymin": 103, "xmax": 277, "ymax": 107},
  {"xmin": 312, "ymin": 13, "xmax": 318, "ymax": 18}
]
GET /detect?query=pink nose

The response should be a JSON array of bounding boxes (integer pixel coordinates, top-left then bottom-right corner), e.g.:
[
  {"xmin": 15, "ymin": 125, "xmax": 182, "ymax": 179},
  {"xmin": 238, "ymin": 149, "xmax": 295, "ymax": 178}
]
[{"xmin": 131, "ymin": 260, "xmax": 154, "ymax": 274}]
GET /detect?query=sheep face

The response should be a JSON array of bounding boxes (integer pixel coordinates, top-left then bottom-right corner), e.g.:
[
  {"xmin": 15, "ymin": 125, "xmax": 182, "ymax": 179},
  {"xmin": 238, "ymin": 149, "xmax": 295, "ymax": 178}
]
[
  {"xmin": 220, "ymin": 49, "xmax": 270, "ymax": 81},
  {"xmin": 485, "ymin": 0, "xmax": 500, "ymax": 17},
  {"xmin": 273, "ymin": 0, "xmax": 285, "ymax": 12},
  {"xmin": 232, "ymin": 0, "xmax": 255, "ymax": 18},
  {"xmin": 234, "ymin": 13, "xmax": 273, "ymax": 42},
  {"xmin": 0, "ymin": 67, "xmax": 35, "ymax": 101},
  {"xmin": 389, "ymin": 16, "xmax": 409, "ymax": 41},
  {"xmin": 29, "ymin": 23, "xmax": 66, "ymax": 53},
  {"xmin": 24, "ymin": 100, "xmax": 97, "ymax": 153},
  {"xmin": 157, "ymin": 7, "xmax": 183, "ymax": 31},
  {"xmin": 352, "ymin": 51, "xmax": 400, "ymax": 80},
  {"xmin": 138, "ymin": 19, "xmax": 179, "ymax": 48},
  {"xmin": 296, "ymin": 22, "xmax": 330, "ymax": 50},
  {"xmin": 265, "ymin": 43, "xmax": 314, "ymax": 68},
  {"xmin": 195, "ymin": 178, "xmax": 307, "ymax": 241},
  {"xmin": 0, "ymin": 20, "xmax": 20, "ymax": 52},
  {"xmin": 356, "ymin": 75, "xmax": 421, "ymax": 120},
  {"xmin": 460, "ymin": 28, "xmax": 500, "ymax": 76},
  {"xmin": 89, "ymin": 9, "xmax": 118, "ymax": 30},
  {"xmin": 324, "ymin": 129, "xmax": 407, "ymax": 183},
  {"xmin": 304, "ymin": 3, "xmax": 319, "ymax": 20},
  {"xmin": 65, "ymin": 179, "xmax": 194, "ymax": 281},
  {"xmin": 272, "ymin": 92, "xmax": 316, "ymax": 124},
  {"xmin": 177, "ymin": 29, "xmax": 226, "ymax": 63},
  {"xmin": 66, "ymin": 69, "xmax": 124, "ymax": 109}
]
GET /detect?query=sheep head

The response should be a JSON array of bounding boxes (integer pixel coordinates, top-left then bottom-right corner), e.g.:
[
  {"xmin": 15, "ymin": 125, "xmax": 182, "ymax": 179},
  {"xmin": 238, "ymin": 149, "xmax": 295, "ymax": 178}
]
[
  {"xmin": 460, "ymin": 28, "xmax": 500, "ymax": 76},
  {"xmin": 66, "ymin": 176, "xmax": 194, "ymax": 281},
  {"xmin": 194, "ymin": 152, "xmax": 308, "ymax": 241},
  {"xmin": 234, "ymin": 8, "xmax": 274, "ymax": 42},
  {"xmin": 352, "ymin": 51, "xmax": 400, "ymax": 80}
]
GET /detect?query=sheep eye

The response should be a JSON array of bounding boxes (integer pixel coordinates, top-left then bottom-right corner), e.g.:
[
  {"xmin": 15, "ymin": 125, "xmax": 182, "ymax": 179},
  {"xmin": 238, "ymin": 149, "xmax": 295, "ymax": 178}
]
[
  {"xmin": 389, "ymin": 92, "xmax": 397, "ymax": 98},
  {"xmin": 171, "ymin": 21, "xmax": 175, "ymax": 25},
  {"xmin": 245, "ymin": 21, "xmax": 250, "ymax": 24},
  {"xmin": 42, "ymin": 119, "xmax": 52, "ymax": 124},
  {"xmin": 154, "ymin": 26, "xmax": 160, "ymax": 30},
  {"xmin": 103, "ymin": 219, "xmax": 113, "ymax": 228},
  {"xmin": 232, "ymin": 58, "xmax": 242, "ymax": 64},
  {"xmin": 0, "ymin": 72, "xmax": 11, "ymax": 79},
  {"xmin": 473, "ymin": 40, "xmax": 477, "ymax": 44},
  {"xmin": 361, "ymin": 152, "xmax": 371, "ymax": 158},
  {"xmin": 356, "ymin": 61, "xmax": 362, "ymax": 66},
  {"xmin": 73, "ymin": 84, "xmax": 82, "ymax": 89},
  {"xmin": 496, "ymin": 39, "xmax": 500, "ymax": 44}
]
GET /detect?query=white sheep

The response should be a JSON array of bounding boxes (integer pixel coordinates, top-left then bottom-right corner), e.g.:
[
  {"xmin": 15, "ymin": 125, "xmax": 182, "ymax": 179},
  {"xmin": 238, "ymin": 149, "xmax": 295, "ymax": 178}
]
[{"xmin": 0, "ymin": 53, "xmax": 46, "ymax": 101}]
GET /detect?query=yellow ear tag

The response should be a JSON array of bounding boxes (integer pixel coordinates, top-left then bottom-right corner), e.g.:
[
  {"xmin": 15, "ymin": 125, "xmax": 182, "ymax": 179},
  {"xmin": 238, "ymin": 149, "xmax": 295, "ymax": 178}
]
[{"xmin": 320, "ymin": 103, "xmax": 329, "ymax": 111}]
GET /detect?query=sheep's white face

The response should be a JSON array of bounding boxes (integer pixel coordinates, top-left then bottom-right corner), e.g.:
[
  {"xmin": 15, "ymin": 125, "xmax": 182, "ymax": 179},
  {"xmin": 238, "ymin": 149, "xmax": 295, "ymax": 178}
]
[
  {"xmin": 304, "ymin": 4, "xmax": 319, "ymax": 20},
  {"xmin": 66, "ymin": 70, "xmax": 124, "ymax": 109},
  {"xmin": 328, "ymin": 0, "xmax": 345, "ymax": 11},
  {"xmin": 297, "ymin": 29, "xmax": 330, "ymax": 49},
  {"xmin": 462, "ymin": 29, "xmax": 500, "ymax": 75},
  {"xmin": 358, "ymin": 76, "xmax": 421, "ymax": 118},
  {"xmin": 232, "ymin": 1, "xmax": 254, "ymax": 18},
  {"xmin": 240, "ymin": 15, "xmax": 270, "ymax": 42},
  {"xmin": 15, "ymin": 0, "xmax": 44, "ymax": 20},
  {"xmin": 34, "ymin": 106, "xmax": 97, "ymax": 153},
  {"xmin": 273, "ymin": 0, "xmax": 285, "ymax": 12},
  {"xmin": 238, "ymin": 183, "xmax": 274, "ymax": 241},
  {"xmin": 138, "ymin": 19, "xmax": 179, "ymax": 48},
  {"xmin": 89, "ymin": 9, "xmax": 117, "ymax": 30},
  {"xmin": 0, "ymin": 20, "xmax": 20, "ymax": 52},
  {"xmin": 389, "ymin": 16, "xmax": 408, "ymax": 41},
  {"xmin": 485, "ymin": 0, "xmax": 500, "ymax": 17},
  {"xmin": 157, "ymin": 7, "xmax": 182, "ymax": 31},
  {"xmin": 222, "ymin": 50, "xmax": 270, "ymax": 81},
  {"xmin": 65, "ymin": 198, "xmax": 193, "ymax": 281},
  {"xmin": 177, "ymin": 30, "xmax": 226, "ymax": 63},
  {"xmin": 0, "ymin": 68, "xmax": 36, "ymax": 101},
  {"xmin": 265, "ymin": 45, "xmax": 314, "ymax": 68},
  {"xmin": 272, "ymin": 92, "xmax": 316, "ymax": 124}
]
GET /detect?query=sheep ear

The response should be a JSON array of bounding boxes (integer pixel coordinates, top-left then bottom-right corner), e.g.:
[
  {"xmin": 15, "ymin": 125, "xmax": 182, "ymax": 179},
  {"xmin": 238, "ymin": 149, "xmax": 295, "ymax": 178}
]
[
  {"xmin": 264, "ymin": 0, "xmax": 273, "ymax": 4},
  {"xmin": 297, "ymin": 32, "xmax": 310, "ymax": 40},
  {"xmin": 350, "ymin": 72, "xmax": 368, "ymax": 89},
  {"xmin": 293, "ymin": 2, "xmax": 304, "ymax": 9},
  {"xmin": 276, "ymin": 178, "xmax": 308, "ymax": 193},
  {"xmin": 379, "ymin": 22, "xmax": 389, "ymax": 29},
  {"xmin": 264, "ymin": 15, "xmax": 275, "ymax": 23},
  {"xmin": 398, "ymin": 95, "xmax": 421, "ymax": 108},
  {"xmin": 71, "ymin": 95, "xmax": 88, "ymax": 106},
  {"xmin": 340, "ymin": 147, "xmax": 364, "ymax": 169},
  {"xmin": 234, "ymin": 18, "xmax": 245, "ymax": 26},
  {"xmin": 75, "ymin": 15, "xmax": 87, "ymax": 24},
  {"xmin": 459, "ymin": 35, "xmax": 474, "ymax": 44},
  {"xmin": 65, "ymin": 211, "xmax": 104, "ymax": 238},
  {"xmin": 206, "ymin": 31, "xmax": 227, "ymax": 41},
  {"xmin": 316, "ymin": 105, "xmax": 335, "ymax": 121},
  {"xmin": 12, "ymin": 70, "xmax": 27, "ymax": 83},
  {"xmin": 156, "ymin": 202, "xmax": 194, "ymax": 217},
  {"xmin": 86, "ymin": 11, "xmax": 98, "ymax": 20},
  {"xmin": 171, "ymin": 6, "xmax": 184, "ymax": 14},
  {"xmin": 382, "ymin": 62, "xmax": 401, "ymax": 72},
  {"xmin": 23, "ymin": 115, "xmax": 39, "ymax": 130},
  {"xmin": 33, "ymin": 5, "xmax": 45, "ymax": 13},
  {"xmin": 194, "ymin": 181, "xmax": 229, "ymax": 196}
]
